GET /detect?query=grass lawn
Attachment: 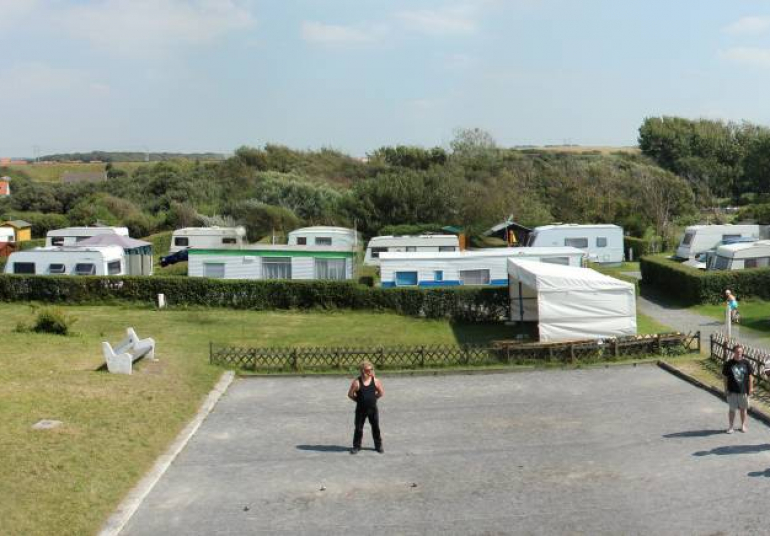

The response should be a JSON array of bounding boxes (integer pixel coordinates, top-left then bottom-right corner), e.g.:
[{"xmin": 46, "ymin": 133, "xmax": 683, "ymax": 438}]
[
  {"xmin": 688, "ymin": 299, "xmax": 770, "ymax": 342},
  {"xmin": 0, "ymin": 303, "xmax": 520, "ymax": 535}
]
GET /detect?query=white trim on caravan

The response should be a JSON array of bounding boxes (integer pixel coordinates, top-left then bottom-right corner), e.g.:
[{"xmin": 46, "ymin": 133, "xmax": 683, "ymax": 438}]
[
  {"xmin": 364, "ymin": 235, "xmax": 460, "ymax": 266},
  {"xmin": 675, "ymin": 224, "xmax": 762, "ymax": 260},
  {"xmin": 526, "ymin": 224, "xmax": 624, "ymax": 265},
  {"xmin": 45, "ymin": 226, "xmax": 129, "ymax": 247},
  {"xmin": 4, "ymin": 245, "xmax": 126, "ymax": 276},
  {"xmin": 169, "ymin": 226, "xmax": 247, "ymax": 253}
]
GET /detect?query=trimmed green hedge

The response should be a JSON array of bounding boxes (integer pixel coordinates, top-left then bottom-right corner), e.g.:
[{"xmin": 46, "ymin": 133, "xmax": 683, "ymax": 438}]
[
  {"xmin": 0, "ymin": 275, "xmax": 509, "ymax": 322},
  {"xmin": 640, "ymin": 254, "xmax": 770, "ymax": 304}
]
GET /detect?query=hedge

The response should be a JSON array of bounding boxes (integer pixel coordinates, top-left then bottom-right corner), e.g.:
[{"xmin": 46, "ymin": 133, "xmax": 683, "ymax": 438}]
[
  {"xmin": 640, "ymin": 254, "xmax": 770, "ymax": 304},
  {"xmin": 624, "ymin": 237, "xmax": 671, "ymax": 260},
  {"xmin": 0, "ymin": 275, "xmax": 510, "ymax": 322}
]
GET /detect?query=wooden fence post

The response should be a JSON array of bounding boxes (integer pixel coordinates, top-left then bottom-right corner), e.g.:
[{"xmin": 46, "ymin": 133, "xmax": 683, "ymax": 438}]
[
  {"xmin": 292, "ymin": 348, "xmax": 298, "ymax": 371},
  {"xmin": 613, "ymin": 339, "xmax": 619, "ymax": 358},
  {"xmin": 209, "ymin": 342, "xmax": 213, "ymax": 365},
  {"xmin": 569, "ymin": 343, "xmax": 575, "ymax": 364},
  {"xmin": 420, "ymin": 346, "xmax": 425, "ymax": 368}
]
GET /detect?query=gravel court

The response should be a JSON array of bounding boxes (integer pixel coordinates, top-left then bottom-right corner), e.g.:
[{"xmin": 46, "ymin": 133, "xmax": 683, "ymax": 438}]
[{"xmin": 121, "ymin": 366, "xmax": 770, "ymax": 535}]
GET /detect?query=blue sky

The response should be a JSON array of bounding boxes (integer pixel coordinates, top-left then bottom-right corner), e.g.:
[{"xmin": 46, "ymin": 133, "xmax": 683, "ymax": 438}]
[{"xmin": 2, "ymin": 0, "xmax": 770, "ymax": 157}]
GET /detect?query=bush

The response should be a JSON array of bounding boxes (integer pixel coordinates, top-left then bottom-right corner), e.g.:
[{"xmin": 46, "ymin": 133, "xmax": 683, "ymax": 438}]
[
  {"xmin": 0, "ymin": 275, "xmax": 510, "ymax": 322},
  {"xmin": 640, "ymin": 255, "xmax": 770, "ymax": 304},
  {"xmin": 624, "ymin": 237, "xmax": 671, "ymax": 260},
  {"xmin": 32, "ymin": 307, "xmax": 77, "ymax": 335}
]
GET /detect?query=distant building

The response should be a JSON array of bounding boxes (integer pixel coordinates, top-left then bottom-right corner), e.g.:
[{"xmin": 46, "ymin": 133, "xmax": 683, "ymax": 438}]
[
  {"xmin": 0, "ymin": 176, "xmax": 10, "ymax": 196},
  {"xmin": 2, "ymin": 220, "xmax": 33, "ymax": 242},
  {"xmin": 62, "ymin": 171, "xmax": 107, "ymax": 184}
]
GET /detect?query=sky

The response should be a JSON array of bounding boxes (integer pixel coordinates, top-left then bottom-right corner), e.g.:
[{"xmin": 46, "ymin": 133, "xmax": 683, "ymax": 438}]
[{"xmin": 3, "ymin": 0, "xmax": 770, "ymax": 158}]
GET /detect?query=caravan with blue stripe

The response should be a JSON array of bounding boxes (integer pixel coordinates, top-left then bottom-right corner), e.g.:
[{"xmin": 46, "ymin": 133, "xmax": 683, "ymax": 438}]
[{"xmin": 378, "ymin": 247, "xmax": 586, "ymax": 288}]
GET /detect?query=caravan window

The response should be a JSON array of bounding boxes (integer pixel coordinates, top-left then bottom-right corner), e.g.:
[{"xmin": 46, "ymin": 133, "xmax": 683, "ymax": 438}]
[
  {"xmin": 296, "ymin": 237, "xmax": 307, "ymax": 245},
  {"xmin": 315, "ymin": 237, "xmax": 332, "ymax": 246},
  {"xmin": 459, "ymin": 269, "xmax": 490, "ymax": 285},
  {"xmin": 75, "ymin": 236, "xmax": 90, "ymax": 243},
  {"xmin": 542, "ymin": 257, "xmax": 570, "ymax": 266},
  {"xmin": 722, "ymin": 234, "xmax": 741, "ymax": 242},
  {"xmin": 263, "ymin": 257, "xmax": 291, "ymax": 279},
  {"xmin": 74, "ymin": 263, "xmax": 96, "ymax": 276},
  {"xmin": 395, "ymin": 271, "xmax": 418, "ymax": 286},
  {"xmin": 108, "ymin": 261, "xmax": 122, "ymax": 275},
  {"xmin": 745, "ymin": 257, "xmax": 770, "ymax": 269},
  {"xmin": 682, "ymin": 232, "xmax": 694, "ymax": 246},
  {"xmin": 203, "ymin": 263, "xmax": 225, "ymax": 278},
  {"xmin": 565, "ymin": 238, "xmax": 588, "ymax": 248},
  {"xmin": 596, "ymin": 237, "xmax": 607, "ymax": 247},
  {"xmin": 174, "ymin": 237, "xmax": 189, "ymax": 247},
  {"xmin": 51, "ymin": 237, "xmax": 64, "ymax": 246},
  {"xmin": 370, "ymin": 247, "xmax": 388, "ymax": 259},
  {"xmin": 713, "ymin": 255, "xmax": 730, "ymax": 270},
  {"xmin": 13, "ymin": 262, "xmax": 35, "ymax": 274},
  {"xmin": 439, "ymin": 246, "xmax": 456, "ymax": 252},
  {"xmin": 405, "ymin": 246, "xmax": 417, "ymax": 252},
  {"xmin": 222, "ymin": 237, "xmax": 237, "ymax": 245},
  {"xmin": 434, "ymin": 270, "xmax": 444, "ymax": 282},
  {"xmin": 49, "ymin": 263, "xmax": 66, "ymax": 274},
  {"xmin": 315, "ymin": 258, "xmax": 345, "ymax": 280}
]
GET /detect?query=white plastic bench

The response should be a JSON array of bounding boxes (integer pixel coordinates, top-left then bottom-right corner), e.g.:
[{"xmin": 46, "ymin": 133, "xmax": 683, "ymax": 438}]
[{"xmin": 102, "ymin": 327, "xmax": 156, "ymax": 375}]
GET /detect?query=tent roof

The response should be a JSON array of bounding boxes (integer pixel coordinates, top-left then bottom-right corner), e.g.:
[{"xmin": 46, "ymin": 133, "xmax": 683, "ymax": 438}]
[
  {"xmin": 381, "ymin": 246, "xmax": 584, "ymax": 261},
  {"xmin": 78, "ymin": 234, "xmax": 151, "ymax": 249},
  {"xmin": 507, "ymin": 259, "xmax": 634, "ymax": 292}
]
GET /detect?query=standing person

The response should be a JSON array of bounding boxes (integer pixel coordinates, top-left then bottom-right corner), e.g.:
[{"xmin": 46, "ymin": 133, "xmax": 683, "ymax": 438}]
[
  {"xmin": 725, "ymin": 289, "xmax": 740, "ymax": 323},
  {"xmin": 348, "ymin": 361, "xmax": 384, "ymax": 454},
  {"xmin": 722, "ymin": 344, "xmax": 753, "ymax": 434}
]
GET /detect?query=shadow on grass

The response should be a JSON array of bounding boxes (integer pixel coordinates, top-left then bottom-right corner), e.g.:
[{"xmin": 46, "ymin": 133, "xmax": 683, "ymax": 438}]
[
  {"xmin": 449, "ymin": 322, "xmax": 537, "ymax": 345},
  {"xmin": 296, "ymin": 445, "xmax": 350, "ymax": 452},
  {"xmin": 693, "ymin": 444, "xmax": 770, "ymax": 457},
  {"xmin": 663, "ymin": 429, "xmax": 726, "ymax": 438}
]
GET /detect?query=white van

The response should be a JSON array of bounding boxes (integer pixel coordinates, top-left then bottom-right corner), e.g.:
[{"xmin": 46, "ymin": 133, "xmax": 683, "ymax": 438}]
[
  {"xmin": 675, "ymin": 224, "xmax": 762, "ymax": 260},
  {"xmin": 4, "ymin": 245, "xmax": 126, "ymax": 276},
  {"xmin": 46, "ymin": 226, "xmax": 129, "ymax": 247},
  {"xmin": 169, "ymin": 226, "xmax": 247, "ymax": 253},
  {"xmin": 364, "ymin": 235, "xmax": 460, "ymax": 266},
  {"xmin": 526, "ymin": 224, "xmax": 623, "ymax": 265},
  {"xmin": 709, "ymin": 239, "xmax": 770, "ymax": 271},
  {"xmin": 288, "ymin": 226, "xmax": 360, "ymax": 248}
]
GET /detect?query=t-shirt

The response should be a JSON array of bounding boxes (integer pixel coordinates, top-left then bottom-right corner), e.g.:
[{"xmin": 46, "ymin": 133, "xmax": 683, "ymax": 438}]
[{"xmin": 723, "ymin": 358, "xmax": 753, "ymax": 394}]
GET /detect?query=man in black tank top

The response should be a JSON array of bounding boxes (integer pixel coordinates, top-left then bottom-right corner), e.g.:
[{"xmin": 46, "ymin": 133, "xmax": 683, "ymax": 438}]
[{"xmin": 347, "ymin": 360, "xmax": 384, "ymax": 454}]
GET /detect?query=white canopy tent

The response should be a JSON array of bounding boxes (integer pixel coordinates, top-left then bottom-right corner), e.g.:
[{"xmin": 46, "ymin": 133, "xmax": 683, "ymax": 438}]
[{"xmin": 508, "ymin": 259, "xmax": 637, "ymax": 342}]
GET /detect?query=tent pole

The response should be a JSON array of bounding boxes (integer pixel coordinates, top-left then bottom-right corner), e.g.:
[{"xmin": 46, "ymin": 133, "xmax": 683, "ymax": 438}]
[{"xmin": 518, "ymin": 282, "xmax": 524, "ymax": 322}]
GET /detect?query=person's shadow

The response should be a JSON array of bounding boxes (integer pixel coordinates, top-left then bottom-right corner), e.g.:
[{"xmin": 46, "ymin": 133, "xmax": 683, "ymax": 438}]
[
  {"xmin": 748, "ymin": 469, "xmax": 770, "ymax": 477},
  {"xmin": 663, "ymin": 429, "xmax": 725, "ymax": 438},
  {"xmin": 693, "ymin": 444, "xmax": 770, "ymax": 457},
  {"xmin": 296, "ymin": 445, "xmax": 351, "ymax": 452}
]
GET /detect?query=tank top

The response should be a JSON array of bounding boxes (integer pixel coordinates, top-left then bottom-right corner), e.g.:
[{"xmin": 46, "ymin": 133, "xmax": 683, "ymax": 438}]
[{"xmin": 357, "ymin": 376, "xmax": 377, "ymax": 409}]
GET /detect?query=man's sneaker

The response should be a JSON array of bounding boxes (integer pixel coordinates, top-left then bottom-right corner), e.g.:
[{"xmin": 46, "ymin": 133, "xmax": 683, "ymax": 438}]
[
  {"xmin": 350, "ymin": 448, "xmax": 360, "ymax": 455},
  {"xmin": 741, "ymin": 426, "xmax": 748, "ymax": 433},
  {"xmin": 726, "ymin": 428, "xmax": 734, "ymax": 434},
  {"xmin": 376, "ymin": 446, "xmax": 384, "ymax": 454}
]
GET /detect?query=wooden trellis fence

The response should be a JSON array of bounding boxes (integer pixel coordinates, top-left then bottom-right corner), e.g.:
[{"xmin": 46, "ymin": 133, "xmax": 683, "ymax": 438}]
[
  {"xmin": 210, "ymin": 331, "xmax": 700, "ymax": 372},
  {"xmin": 710, "ymin": 333, "xmax": 770, "ymax": 383}
]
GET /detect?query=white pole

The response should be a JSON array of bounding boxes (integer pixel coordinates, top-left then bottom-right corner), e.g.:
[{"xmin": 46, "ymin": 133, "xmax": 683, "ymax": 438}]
[{"xmin": 726, "ymin": 304, "xmax": 732, "ymax": 340}]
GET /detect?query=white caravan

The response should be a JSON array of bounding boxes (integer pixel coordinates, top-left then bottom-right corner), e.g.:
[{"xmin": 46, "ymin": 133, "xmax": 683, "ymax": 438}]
[
  {"xmin": 675, "ymin": 224, "xmax": 762, "ymax": 260},
  {"xmin": 526, "ymin": 224, "xmax": 624, "ymax": 265},
  {"xmin": 288, "ymin": 226, "xmax": 360, "ymax": 248},
  {"xmin": 364, "ymin": 235, "xmax": 460, "ymax": 266},
  {"xmin": 45, "ymin": 226, "xmax": 129, "ymax": 247},
  {"xmin": 169, "ymin": 226, "xmax": 247, "ymax": 253},
  {"xmin": 379, "ymin": 247, "xmax": 585, "ymax": 287},
  {"xmin": 709, "ymin": 239, "xmax": 770, "ymax": 271},
  {"xmin": 4, "ymin": 245, "xmax": 126, "ymax": 276}
]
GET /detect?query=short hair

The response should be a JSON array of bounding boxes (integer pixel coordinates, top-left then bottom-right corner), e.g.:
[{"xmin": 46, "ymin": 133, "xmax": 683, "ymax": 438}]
[
  {"xmin": 734, "ymin": 344, "xmax": 744, "ymax": 353},
  {"xmin": 359, "ymin": 360, "xmax": 373, "ymax": 372}
]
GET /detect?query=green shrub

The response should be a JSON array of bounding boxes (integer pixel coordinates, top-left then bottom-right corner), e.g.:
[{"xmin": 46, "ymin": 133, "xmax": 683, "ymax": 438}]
[
  {"xmin": 32, "ymin": 307, "xmax": 77, "ymax": 335},
  {"xmin": 624, "ymin": 237, "xmax": 671, "ymax": 260},
  {"xmin": 640, "ymin": 255, "xmax": 770, "ymax": 304},
  {"xmin": 0, "ymin": 275, "xmax": 510, "ymax": 322}
]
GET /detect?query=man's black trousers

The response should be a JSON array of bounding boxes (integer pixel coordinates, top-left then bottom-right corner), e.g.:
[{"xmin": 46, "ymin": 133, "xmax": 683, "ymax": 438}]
[{"xmin": 353, "ymin": 405, "xmax": 381, "ymax": 449}]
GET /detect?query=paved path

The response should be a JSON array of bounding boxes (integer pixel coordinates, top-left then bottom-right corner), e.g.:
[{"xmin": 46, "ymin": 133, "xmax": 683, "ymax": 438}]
[
  {"xmin": 122, "ymin": 367, "xmax": 770, "ymax": 535},
  {"xmin": 637, "ymin": 293, "xmax": 770, "ymax": 352}
]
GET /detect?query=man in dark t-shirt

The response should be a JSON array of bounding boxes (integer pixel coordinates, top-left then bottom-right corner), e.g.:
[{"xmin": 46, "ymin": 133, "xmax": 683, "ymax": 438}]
[
  {"xmin": 722, "ymin": 344, "xmax": 754, "ymax": 434},
  {"xmin": 347, "ymin": 360, "xmax": 384, "ymax": 454}
]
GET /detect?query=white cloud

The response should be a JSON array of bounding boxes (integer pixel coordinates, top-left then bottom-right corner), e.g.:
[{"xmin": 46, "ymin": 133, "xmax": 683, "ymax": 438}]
[
  {"xmin": 300, "ymin": 21, "xmax": 385, "ymax": 45},
  {"xmin": 396, "ymin": 4, "xmax": 479, "ymax": 36},
  {"xmin": 723, "ymin": 16, "xmax": 770, "ymax": 36},
  {"xmin": 0, "ymin": 62, "xmax": 112, "ymax": 100},
  {"xmin": 719, "ymin": 47, "xmax": 770, "ymax": 68},
  {"xmin": 0, "ymin": 0, "xmax": 39, "ymax": 30},
  {"xmin": 60, "ymin": 0, "xmax": 256, "ymax": 57}
]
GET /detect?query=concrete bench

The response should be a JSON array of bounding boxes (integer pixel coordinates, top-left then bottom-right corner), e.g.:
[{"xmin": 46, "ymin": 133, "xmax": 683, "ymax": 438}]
[{"xmin": 102, "ymin": 327, "xmax": 156, "ymax": 375}]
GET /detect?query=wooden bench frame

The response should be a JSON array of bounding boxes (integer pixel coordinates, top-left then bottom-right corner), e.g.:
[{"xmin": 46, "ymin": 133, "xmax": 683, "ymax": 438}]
[{"xmin": 102, "ymin": 327, "xmax": 156, "ymax": 375}]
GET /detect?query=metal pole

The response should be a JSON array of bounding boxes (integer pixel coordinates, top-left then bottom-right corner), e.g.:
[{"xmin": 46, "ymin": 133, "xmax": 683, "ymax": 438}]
[{"xmin": 726, "ymin": 305, "xmax": 731, "ymax": 341}]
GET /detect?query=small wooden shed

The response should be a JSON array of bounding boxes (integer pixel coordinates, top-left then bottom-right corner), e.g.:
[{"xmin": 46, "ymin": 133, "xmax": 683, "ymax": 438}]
[{"xmin": 2, "ymin": 220, "xmax": 32, "ymax": 243}]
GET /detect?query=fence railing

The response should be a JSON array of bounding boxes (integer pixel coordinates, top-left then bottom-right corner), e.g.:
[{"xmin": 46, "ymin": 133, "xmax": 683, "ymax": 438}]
[
  {"xmin": 210, "ymin": 331, "xmax": 700, "ymax": 372},
  {"xmin": 709, "ymin": 333, "xmax": 770, "ymax": 383}
]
